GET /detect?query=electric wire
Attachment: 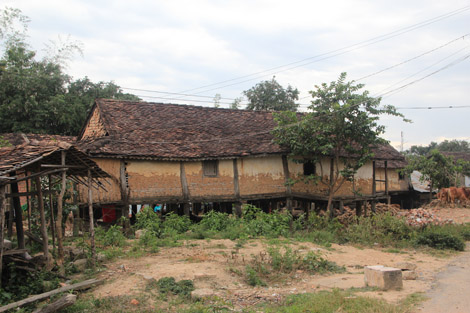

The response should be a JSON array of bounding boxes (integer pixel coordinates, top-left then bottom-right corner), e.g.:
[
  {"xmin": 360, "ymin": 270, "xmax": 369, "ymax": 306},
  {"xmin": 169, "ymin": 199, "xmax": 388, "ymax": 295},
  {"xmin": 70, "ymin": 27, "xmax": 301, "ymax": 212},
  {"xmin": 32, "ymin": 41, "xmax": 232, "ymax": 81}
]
[{"xmin": 159, "ymin": 5, "xmax": 470, "ymax": 100}]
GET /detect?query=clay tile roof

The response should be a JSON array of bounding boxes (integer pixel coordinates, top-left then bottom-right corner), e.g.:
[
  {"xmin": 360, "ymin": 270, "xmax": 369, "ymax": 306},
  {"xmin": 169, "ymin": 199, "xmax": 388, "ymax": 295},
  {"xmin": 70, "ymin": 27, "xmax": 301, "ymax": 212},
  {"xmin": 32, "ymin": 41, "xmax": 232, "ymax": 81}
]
[
  {"xmin": 441, "ymin": 151, "xmax": 470, "ymax": 162},
  {"xmin": 78, "ymin": 99, "xmax": 405, "ymax": 164},
  {"xmin": 0, "ymin": 133, "xmax": 108, "ymax": 180}
]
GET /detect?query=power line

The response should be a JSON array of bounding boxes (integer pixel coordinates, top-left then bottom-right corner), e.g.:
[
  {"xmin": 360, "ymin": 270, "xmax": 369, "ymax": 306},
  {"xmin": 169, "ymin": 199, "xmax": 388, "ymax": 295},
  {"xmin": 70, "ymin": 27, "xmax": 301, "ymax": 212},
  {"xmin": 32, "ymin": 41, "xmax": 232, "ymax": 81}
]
[
  {"xmin": 122, "ymin": 87, "xmax": 244, "ymax": 102},
  {"xmin": 356, "ymin": 33, "xmax": 470, "ymax": 81},
  {"xmin": 160, "ymin": 5, "xmax": 470, "ymax": 100},
  {"xmin": 378, "ymin": 52, "xmax": 470, "ymax": 98}
]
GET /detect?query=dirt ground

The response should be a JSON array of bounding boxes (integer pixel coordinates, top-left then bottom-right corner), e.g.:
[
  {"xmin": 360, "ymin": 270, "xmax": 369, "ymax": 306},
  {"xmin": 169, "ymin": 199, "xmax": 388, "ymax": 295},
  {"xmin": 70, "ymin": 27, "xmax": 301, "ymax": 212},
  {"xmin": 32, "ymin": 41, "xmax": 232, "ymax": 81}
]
[{"xmin": 91, "ymin": 206, "xmax": 470, "ymax": 310}]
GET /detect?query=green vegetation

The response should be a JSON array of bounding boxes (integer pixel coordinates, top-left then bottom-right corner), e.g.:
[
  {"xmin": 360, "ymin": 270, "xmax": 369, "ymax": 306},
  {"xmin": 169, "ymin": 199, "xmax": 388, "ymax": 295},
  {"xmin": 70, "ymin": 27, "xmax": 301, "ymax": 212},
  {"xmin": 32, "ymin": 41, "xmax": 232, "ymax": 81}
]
[
  {"xmin": 273, "ymin": 72, "xmax": 407, "ymax": 216},
  {"xmin": 243, "ymin": 246, "xmax": 344, "ymax": 286},
  {"xmin": 260, "ymin": 289, "xmax": 424, "ymax": 313},
  {"xmin": 155, "ymin": 277, "xmax": 195, "ymax": 298},
  {"xmin": 0, "ymin": 264, "xmax": 60, "ymax": 306}
]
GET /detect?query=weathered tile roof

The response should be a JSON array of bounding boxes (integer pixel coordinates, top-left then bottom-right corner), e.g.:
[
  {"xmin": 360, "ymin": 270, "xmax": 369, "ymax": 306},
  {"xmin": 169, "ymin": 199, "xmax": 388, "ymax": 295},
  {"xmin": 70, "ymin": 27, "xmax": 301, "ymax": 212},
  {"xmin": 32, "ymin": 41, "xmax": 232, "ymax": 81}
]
[
  {"xmin": 78, "ymin": 99, "xmax": 406, "ymax": 164},
  {"xmin": 0, "ymin": 133, "xmax": 108, "ymax": 182}
]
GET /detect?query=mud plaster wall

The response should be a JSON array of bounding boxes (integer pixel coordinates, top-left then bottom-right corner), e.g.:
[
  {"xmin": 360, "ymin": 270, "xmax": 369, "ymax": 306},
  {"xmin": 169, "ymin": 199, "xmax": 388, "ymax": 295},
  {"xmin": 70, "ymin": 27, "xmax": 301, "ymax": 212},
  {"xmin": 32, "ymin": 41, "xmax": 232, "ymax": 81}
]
[
  {"xmin": 238, "ymin": 156, "xmax": 286, "ymax": 196},
  {"xmin": 289, "ymin": 159, "xmax": 406, "ymax": 197},
  {"xmin": 78, "ymin": 158, "xmax": 122, "ymax": 203},
  {"xmin": 127, "ymin": 160, "xmax": 182, "ymax": 201},
  {"xmin": 184, "ymin": 160, "xmax": 234, "ymax": 197},
  {"xmin": 81, "ymin": 107, "xmax": 106, "ymax": 140}
]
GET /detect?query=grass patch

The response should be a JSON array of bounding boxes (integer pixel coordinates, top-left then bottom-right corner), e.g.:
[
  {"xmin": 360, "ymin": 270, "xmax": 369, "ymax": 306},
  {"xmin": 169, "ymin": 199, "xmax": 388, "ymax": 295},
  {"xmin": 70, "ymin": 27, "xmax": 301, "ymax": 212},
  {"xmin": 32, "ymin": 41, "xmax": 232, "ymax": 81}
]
[{"xmin": 260, "ymin": 289, "xmax": 421, "ymax": 313}]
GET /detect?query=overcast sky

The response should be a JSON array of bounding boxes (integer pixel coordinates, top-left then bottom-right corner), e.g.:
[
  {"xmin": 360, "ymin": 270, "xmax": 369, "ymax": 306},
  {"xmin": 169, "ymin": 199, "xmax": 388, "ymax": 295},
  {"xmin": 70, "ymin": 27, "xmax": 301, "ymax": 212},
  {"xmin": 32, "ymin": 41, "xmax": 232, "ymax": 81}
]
[{"xmin": 3, "ymin": 0, "xmax": 470, "ymax": 150}]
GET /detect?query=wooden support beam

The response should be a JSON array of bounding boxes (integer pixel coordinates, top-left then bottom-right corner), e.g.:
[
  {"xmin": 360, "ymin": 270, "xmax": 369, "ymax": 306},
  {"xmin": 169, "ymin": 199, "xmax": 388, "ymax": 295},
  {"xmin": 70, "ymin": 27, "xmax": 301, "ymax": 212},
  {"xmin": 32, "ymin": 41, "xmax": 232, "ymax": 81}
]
[
  {"xmin": 282, "ymin": 155, "xmax": 293, "ymax": 214},
  {"xmin": 56, "ymin": 151, "xmax": 66, "ymax": 273},
  {"xmin": 232, "ymin": 159, "xmax": 242, "ymax": 217},
  {"xmin": 10, "ymin": 171, "xmax": 25, "ymax": 249},
  {"xmin": 88, "ymin": 169, "xmax": 96, "ymax": 265},
  {"xmin": 41, "ymin": 164, "xmax": 86, "ymax": 169},
  {"xmin": 34, "ymin": 176, "xmax": 49, "ymax": 264},
  {"xmin": 32, "ymin": 293, "xmax": 76, "ymax": 313},
  {"xmin": 0, "ymin": 184, "xmax": 6, "ymax": 277},
  {"xmin": 48, "ymin": 175, "xmax": 56, "ymax": 253}
]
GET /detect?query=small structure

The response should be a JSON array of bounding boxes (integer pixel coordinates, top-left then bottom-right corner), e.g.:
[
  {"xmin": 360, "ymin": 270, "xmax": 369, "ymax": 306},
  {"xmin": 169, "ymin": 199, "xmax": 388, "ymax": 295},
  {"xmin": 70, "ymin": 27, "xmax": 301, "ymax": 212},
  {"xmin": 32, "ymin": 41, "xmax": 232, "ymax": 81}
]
[
  {"xmin": 76, "ymin": 99, "xmax": 409, "ymax": 216},
  {"xmin": 0, "ymin": 133, "xmax": 109, "ymax": 276},
  {"xmin": 364, "ymin": 265, "xmax": 403, "ymax": 290}
]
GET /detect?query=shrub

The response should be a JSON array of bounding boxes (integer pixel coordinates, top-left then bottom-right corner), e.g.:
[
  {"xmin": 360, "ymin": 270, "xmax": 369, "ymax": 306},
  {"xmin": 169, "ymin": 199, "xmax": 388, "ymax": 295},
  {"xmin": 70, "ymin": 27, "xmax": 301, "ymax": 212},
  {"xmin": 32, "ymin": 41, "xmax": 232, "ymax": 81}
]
[
  {"xmin": 199, "ymin": 210, "xmax": 234, "ymax": 232},
  {"xmin": 156, "ymin": 277, "xmax": 194, "ymax": 297},
  {"xmin": 96, "ymin": 224, "xmax": 127, "ymax": 247},
  {"xmin": 416, "ymin": 227, "xmax": 465, "ymax": 251},
  {"xmin": 245, "ymin": 265, "xmax": 267, "ymax": 286},
  {"xmin": 343, "ymin": 213, "xmax": 414, "ymax": 247},
  {"xmin": 135, "ymin": 206, "xmax": 162, "ymax": 237},
  {"xmin": 163, "ymin": 212, "xmax": 192, "ymax": 235},
  {"xmin": 245, "ymin": 210, "xmax": 291, "ymax": 238}
]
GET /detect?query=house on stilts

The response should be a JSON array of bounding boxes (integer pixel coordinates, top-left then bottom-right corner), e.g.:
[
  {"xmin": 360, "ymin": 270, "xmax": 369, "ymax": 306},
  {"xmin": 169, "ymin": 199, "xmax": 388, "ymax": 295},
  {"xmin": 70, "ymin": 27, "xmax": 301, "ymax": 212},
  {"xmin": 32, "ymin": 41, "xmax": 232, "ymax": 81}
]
[{"xmin": 76, "ymin": 99, "xmax": 411, "ymax": 219}]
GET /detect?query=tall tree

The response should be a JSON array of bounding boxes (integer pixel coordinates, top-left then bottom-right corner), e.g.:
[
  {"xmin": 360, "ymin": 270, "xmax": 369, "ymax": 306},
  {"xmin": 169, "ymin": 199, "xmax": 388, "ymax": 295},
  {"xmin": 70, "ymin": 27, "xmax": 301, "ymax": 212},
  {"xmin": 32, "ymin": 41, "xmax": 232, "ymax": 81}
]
[
  {"xmin": 244, "ymin": 77, "xmax": 299, "ymax": 111},
  {"xmin": 0, "ymin": 7, "xmax": 139, "ymax": 136},
  {"xmin": 273, "ymin": 73, "xmax": 405, "ymax": 216}
]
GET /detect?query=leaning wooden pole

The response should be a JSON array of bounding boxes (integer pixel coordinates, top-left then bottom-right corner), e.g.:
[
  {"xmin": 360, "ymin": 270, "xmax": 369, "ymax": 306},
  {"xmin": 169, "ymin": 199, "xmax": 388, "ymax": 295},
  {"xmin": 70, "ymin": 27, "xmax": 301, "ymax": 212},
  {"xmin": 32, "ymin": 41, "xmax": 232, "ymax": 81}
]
[
  {"xmin": 87, "ymin": 169, "xmax": 96, "ymax": 266},
  {"xmin": 0, "ymin": 183, "xmax": 7, "ymax": 277},
  {"xmin": 56, "ymin": 151, "xmax": 66, "ymax": 273},
  {"xmin": 34, "ymin": 176, "xmax": 49, "ymax": 263}
]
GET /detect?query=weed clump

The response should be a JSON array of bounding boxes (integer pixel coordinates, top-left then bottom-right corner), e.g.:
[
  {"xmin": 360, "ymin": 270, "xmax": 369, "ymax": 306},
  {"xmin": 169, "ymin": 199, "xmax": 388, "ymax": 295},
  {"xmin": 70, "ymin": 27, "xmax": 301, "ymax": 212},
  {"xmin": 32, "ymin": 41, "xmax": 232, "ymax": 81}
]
[
  {"xmin": 155, "ymin": 277, "xmax": 194, "ymax": 298},
  {"xmin": 416, "ymin": 227, "xmax": 465, "ymax": 251}
]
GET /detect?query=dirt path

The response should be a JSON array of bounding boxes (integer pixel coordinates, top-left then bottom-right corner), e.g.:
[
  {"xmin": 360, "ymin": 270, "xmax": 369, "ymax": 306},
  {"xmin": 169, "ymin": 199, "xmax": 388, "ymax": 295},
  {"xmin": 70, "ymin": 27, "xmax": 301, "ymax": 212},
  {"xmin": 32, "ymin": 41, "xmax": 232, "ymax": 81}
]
[{"xmin": 416, "ymin": 244, "xmax": 470, "ymax": 313}]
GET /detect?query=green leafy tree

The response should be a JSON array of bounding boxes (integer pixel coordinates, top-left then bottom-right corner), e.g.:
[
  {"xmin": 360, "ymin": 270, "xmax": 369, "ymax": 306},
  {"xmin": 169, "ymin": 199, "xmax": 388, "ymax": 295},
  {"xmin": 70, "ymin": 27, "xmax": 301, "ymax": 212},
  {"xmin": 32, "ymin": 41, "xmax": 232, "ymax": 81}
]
[
  {"xmin": 408, "ymin": 140, "xmax": 470, "ymax": 156},
  {"xmin": 0, "ymin": 7, "xmax": 139, "ymax": 136},
  {"xmin": 273, "ymin": 73, "xmax": 406, "ymax": 216},
  {"xmin": 403, "ymin": 149, "xmax": 470, "ymax": 200},
  {"xmin": 244, "ymin": 77, "xmax": 299, "ymax": 111}
]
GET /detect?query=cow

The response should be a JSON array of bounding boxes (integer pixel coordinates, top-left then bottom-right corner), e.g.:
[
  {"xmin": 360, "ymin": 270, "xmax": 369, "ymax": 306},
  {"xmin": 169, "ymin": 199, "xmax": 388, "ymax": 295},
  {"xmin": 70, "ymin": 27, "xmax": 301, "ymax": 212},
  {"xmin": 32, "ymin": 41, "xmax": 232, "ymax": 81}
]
[
  {"xmin": 437, "ymin": 188, "xmax": 449, "ymax": 204},
  {"xmin": 446, "ymin": 187, "xmax": 468, "ymax": 207}
]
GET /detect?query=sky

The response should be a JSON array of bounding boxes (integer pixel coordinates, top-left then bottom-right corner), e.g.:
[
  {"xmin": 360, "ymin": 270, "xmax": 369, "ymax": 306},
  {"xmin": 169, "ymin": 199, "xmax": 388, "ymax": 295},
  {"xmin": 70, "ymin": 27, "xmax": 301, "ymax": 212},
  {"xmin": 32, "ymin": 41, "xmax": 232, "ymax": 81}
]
[{"xmin": 3, "ymin": 0, "xmax": 470, "ymax": 150}]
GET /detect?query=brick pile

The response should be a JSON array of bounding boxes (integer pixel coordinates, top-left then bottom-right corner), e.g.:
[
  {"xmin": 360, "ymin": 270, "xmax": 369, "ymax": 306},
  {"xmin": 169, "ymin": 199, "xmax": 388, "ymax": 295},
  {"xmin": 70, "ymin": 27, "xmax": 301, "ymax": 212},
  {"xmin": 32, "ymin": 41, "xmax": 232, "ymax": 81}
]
[
  {"xmin": 397, "ymin": 208, "xmax": 454, "ymax": 227},
  {"xmin": 332, "ymin": 203, "xmax": 401, "ymax": 225}
]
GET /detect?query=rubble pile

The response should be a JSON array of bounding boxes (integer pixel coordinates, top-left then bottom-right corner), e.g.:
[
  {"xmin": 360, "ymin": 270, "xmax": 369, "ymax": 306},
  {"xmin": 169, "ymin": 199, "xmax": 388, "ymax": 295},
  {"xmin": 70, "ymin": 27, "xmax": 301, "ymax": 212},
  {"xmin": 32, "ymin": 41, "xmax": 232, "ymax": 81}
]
[
  {"xmin": 398, "ymin": 208, "xmax": 454, "ymax": 227},
  {"xmin": 332, "ymin": 203, "xmax": 401, "ymax": 225}
]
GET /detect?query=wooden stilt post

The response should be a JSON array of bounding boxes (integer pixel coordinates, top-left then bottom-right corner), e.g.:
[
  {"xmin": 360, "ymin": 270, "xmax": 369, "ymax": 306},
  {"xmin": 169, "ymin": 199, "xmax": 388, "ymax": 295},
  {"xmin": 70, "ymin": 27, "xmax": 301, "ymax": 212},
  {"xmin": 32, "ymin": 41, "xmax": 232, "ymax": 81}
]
[
  {"xmin": 0, "ymin": 183, "xmax": 7, "ymax": 277},
  {"xmin": 10, "ymin": 172, "xmax": 25, "ymax": 249},
  {"xmin": 87, "ymin": 169, "xmax": 96, "ymax": 266},
  {"xmin": 34, "ymin": 176, "xmax": 50, "ymax": 263},
  {"xmin": 372, "ymin": 161, "xmax": 376, "ymax": 213},
  {"xmin": 26, "ymin": 175, "xmax": 31, "ymax": 234},
  {"xmin": 48, "ymin": 175, "xmax": 56, "ymax": 253},
  {"xmin": 56, "ymin": 151, "xmax": 66, "ymax": 272}
]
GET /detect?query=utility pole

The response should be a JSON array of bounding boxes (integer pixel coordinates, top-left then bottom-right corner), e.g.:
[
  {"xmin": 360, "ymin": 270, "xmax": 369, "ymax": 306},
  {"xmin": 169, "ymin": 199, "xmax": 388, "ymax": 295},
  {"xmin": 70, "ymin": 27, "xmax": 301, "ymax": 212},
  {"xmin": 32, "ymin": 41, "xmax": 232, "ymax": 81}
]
[{"xmin": 400, "ymin": 131, "xmax": 404, "ymax": 153}]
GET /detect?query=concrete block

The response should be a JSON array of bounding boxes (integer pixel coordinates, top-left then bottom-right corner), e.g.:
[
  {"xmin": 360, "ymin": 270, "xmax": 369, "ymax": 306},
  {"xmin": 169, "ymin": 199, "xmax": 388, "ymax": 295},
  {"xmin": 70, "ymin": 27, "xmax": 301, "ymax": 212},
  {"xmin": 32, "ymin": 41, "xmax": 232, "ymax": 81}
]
[
  {"xmin": 364, "ymin": 265, "xmax": 403, "ymax": 290},
  {"xmin": 394, "ymin": 262, "xmax": 417, "ymax": 271},
  {"xmin": 402, "ymin": 270, "xmax": 418, "ymax": 280}
]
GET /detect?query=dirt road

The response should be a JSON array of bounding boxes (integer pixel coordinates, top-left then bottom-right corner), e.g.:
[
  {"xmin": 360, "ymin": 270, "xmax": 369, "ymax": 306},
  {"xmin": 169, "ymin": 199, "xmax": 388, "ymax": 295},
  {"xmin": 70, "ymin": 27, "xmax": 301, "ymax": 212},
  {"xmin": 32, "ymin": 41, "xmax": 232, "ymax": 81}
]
[{"xmin": 416, "ymin": 244, "xmax": 470, "ymax": 313}]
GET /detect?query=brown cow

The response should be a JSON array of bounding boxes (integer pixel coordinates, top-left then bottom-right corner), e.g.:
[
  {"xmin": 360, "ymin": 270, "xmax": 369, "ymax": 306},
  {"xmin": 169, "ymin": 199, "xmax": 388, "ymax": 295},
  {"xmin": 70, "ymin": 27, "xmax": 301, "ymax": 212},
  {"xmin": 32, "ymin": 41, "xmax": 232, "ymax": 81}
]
[
  {"xmin": 446, "ymin": 187, "xmax": 468, "ymax": 207},
  {"xmin": 437, "ymin": 188, "xmax": 449, "ymax": 204}
]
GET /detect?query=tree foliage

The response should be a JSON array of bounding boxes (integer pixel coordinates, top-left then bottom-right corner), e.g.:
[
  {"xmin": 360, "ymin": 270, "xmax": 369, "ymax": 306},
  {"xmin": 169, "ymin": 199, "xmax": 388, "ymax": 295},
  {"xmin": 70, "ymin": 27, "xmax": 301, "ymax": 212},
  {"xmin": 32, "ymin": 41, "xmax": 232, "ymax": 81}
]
[
  {"xmin": 0, "ymin": 7, "xmax": 139, "ymax": 136},
  {"xmin": 408, "ymin": 140, "xmax": 470, "ymax": 156},
  {"xmin": 244, "ymin": 77, "xmax": 299, "ymax": 111},
  {"xmin": 273, "ymin": 73, "xmax": 405, "ymax": 214},
  {"xmin": 403, "ymin": 149, "xmax": 470, "ymax": 189}
]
